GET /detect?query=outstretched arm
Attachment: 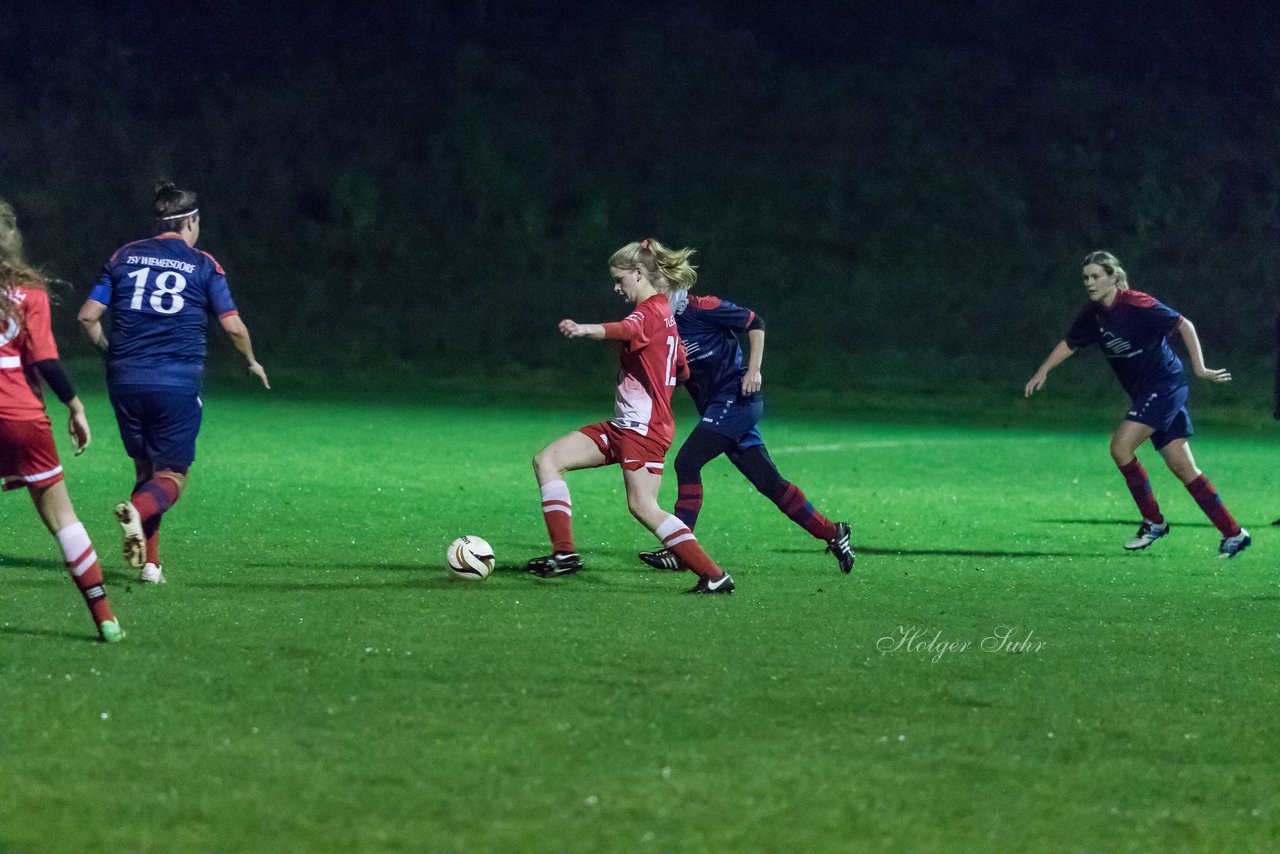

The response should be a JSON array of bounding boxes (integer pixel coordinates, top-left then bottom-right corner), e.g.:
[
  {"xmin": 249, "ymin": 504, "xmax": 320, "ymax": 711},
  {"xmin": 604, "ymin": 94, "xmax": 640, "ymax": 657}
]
[
  {"xmin": 1177, "ymin": 318, "xmax": 1230, "ymax": 383},
  {"xmin": 1024, "ymin": 340, "xmax": 1075, "ymax": 397},
  {"xmin": 77, "ymin": 300, "xmax": 108, "ymax": 353},
  {"xmin": 219, "ymin": 314, "xmax": 270, "ymax": 388},
  {"xmin": 558, "ymin": 319, "xmax": 606, "ymax": 339}
]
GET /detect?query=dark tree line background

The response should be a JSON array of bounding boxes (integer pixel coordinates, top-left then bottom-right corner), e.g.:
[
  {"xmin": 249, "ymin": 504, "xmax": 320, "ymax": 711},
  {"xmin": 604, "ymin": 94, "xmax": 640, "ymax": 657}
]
[{"xmin": 2, "ymin": 1, "xmax": 1277, "ymax": 400}]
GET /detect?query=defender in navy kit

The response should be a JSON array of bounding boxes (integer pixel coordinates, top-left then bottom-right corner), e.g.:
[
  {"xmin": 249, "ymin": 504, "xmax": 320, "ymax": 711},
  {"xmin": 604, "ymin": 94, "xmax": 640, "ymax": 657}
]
[
  {"xmin": 638, "ymin": 281, "xmax": 856, "ymax": 575},
  {"xmin": 1026, "ymin": 250, "xmax": 1249, "ymax": 558}
]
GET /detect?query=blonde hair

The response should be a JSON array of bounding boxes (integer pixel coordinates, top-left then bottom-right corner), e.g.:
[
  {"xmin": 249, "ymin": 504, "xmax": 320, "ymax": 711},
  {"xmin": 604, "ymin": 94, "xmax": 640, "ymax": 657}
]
[
  {"xmin": 0, "ymin": 199, "xmax": 48, "ymax": 327},
  {"xmin": 1083, "ymin": 250, "xmax": 1129, "ymax": 290},
  {"xmin": 609, "ymin": 238, "xmax": 698, "ymax": 291}
]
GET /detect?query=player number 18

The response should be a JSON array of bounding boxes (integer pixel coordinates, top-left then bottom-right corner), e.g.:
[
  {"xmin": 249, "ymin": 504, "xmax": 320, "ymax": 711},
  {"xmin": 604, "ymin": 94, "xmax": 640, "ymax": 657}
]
[{"xmin": 126, "ymin": 268, "xmax": 188, "ymax": 315}]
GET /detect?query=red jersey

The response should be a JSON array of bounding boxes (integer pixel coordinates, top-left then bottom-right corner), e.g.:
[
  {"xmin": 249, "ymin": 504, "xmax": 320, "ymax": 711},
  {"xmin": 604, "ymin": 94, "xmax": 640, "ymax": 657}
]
[
  {"xmin": 0, "ymin": 286, "xmax": 58, "ymax": 422},
  {"xmin": 603, "ymin": 293, "xmax": 688, "ymax": 446}
]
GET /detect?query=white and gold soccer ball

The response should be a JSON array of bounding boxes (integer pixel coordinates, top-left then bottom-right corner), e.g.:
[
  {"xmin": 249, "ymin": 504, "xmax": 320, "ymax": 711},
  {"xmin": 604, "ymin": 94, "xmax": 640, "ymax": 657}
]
[{"xmin": 446, "ymin": 536, "xmax": 495, "ymax": 580}]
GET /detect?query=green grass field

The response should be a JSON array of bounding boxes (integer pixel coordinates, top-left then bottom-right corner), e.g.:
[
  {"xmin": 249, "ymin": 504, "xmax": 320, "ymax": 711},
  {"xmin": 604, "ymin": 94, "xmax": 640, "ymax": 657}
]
[{"xmin": 3, "ymin": 389, "xmax": 1278, "ymax": 852}]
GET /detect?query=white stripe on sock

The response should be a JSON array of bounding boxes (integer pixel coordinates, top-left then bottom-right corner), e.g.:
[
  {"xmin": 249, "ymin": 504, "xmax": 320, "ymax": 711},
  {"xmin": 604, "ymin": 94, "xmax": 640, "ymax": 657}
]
[
  {"xmin": 540, "ymin": 480, "xmax": 570, "ymax": 505},
  {"xmin": 654, "ymin": 515, "xmax": 686, "ymax": 541},
  {"xmin": 73, "ymin": 550, "xmax": 98, "ymax": 576},
  {"xmin": 656, "ymin": 515, "xmax": 698, "ymax": 549},
  {"xmin": 55, "ymin": 523, "xmax": 94, "ymax": 574}
]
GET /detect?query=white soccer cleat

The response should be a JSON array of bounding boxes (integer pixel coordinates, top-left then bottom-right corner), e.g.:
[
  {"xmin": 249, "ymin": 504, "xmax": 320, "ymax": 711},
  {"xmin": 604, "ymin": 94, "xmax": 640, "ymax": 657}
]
[
  {"xmin": 1218, "ymin": 529, "xmax": 1251, "ymax": 559},
  {"xmin": 114, "ymin": 501, "xmax": 146, "ymax": 568},
  {"xmin": 139, "ymin": 562, "xmax": 166, "ymax": 584},
  {"xmin": 1124, "ymin": 520, "xmax": 1168, "ymax": 551}
]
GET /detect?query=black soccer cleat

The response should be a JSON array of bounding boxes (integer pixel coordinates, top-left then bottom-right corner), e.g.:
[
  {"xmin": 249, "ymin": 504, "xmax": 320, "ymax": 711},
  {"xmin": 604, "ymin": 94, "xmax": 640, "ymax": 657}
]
[
  {"xmin": 638, "ymin": 548, "xmax": 683, "ymax": 571},
  {"xmin": 685, "ymin": 572, "xmax": 734, "ymax": 595},
  {"xmin": 527, "ymin": 552, "xmax": 583, "ymax": 578},
  {"xmin": 826, "ymin": 521, "xmax": 856, "ymax": 573}
]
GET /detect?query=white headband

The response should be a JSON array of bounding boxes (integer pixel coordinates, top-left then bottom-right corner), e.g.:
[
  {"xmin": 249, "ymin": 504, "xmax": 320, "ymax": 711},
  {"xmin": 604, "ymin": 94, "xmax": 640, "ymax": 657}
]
[{"xmin": 159, "ymin": 208, "xmax": 199, "ymax": 220}]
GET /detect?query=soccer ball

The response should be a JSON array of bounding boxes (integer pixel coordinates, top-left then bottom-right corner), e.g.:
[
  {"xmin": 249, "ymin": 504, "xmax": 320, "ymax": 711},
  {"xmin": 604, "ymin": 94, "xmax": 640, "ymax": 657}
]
[{"xmin": 446, "ymin": 535, "xmax": 495, "ymax": 580}]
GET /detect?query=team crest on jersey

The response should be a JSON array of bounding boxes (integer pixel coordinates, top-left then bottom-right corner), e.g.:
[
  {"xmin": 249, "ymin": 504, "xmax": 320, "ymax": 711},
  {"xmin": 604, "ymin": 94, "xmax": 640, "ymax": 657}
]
[{"xmin": 1100, "ymin": 329, "xmax": 1142, "ymax": 359}]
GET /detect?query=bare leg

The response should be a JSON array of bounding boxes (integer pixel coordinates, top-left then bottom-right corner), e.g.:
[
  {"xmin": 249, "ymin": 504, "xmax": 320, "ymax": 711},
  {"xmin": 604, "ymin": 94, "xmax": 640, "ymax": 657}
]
[
  {"xmin": 1109, "ymin": 419, "xmax": 1155, "ymax": 466},
  {"xmin": 29, "ymin": 481, "xmax": 119, "ymax": 635},
  {"xmin": 29, "ymin": 479, "xmax": 80, "ymax": 535},
  {"xmin": 1156, "ymin": 438, "xmax": 1201, "ymax": 485},
  {"xmin": 529, "ymin": 431, "xmax": 607, "ymax": 564},
  {"xmin": 621, "ymin": 465, "xmax": 669, "ymax": 533},
  {"xmin": 623, "ymin": 466, "xmax": 728, "ymax": 586},
  {"xmin": 532, "ymin": 431, "xmax": 606, "ymax": 485}
]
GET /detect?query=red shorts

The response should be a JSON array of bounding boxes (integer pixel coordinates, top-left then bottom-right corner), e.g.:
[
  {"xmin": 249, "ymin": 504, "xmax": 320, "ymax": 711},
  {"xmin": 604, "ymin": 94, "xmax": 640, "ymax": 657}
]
[
  {"xmin": 578, "ymin": 421, "xmax": 669, "ymax": 473},
  {"xmin": 0, "ymin": 417, "xmax": 64, "ymax": 492}
]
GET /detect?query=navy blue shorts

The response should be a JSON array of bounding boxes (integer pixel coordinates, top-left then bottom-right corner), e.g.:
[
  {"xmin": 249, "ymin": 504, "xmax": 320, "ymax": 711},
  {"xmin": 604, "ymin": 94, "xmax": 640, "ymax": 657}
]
[
  {"xmin": 109, "ymin": 388, "xmax": 203, "ymax": 471},
  {"xmin": 1127, "ymin": 385, "xmax": 1193, "ymax": 450},
  {"xmin": 697, "ymin": 395, "xmax": 765, "ymax": 452}
]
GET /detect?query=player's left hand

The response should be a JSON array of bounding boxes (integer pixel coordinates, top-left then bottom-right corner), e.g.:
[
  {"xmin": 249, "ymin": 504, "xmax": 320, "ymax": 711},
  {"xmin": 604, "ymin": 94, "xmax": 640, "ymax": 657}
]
[
  {"xmin": 558, "ymin": 319, "xmax": 583, "ymax": 338},
  {"xmin": 68, "ymin": 408, "xmax": 91, "ymax": 456},
  {"xmin": 741, "ymin": 370, "xmax": 762, "ymax": 396},
  {"xmin": 248, "ymin": 361, "xmax": 271, "ymax": 389},
  {"xmin": 1196, "ymin": 366, "xmax": 1231, "ymax": 382}
]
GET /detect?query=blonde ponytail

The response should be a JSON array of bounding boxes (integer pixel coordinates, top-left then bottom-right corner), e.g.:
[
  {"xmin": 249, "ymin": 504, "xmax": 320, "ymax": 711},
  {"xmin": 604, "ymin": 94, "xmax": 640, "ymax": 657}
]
[{"xmin": 609, "ymin": 238, "xmax": 698, "ymax": 291}]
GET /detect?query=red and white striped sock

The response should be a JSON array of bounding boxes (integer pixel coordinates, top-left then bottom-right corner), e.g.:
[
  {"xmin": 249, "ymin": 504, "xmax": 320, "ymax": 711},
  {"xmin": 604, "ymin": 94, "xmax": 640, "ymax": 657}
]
[
  {"xmin": 654, "ymin": 515, "xmax": 725, "ymax": 581},
  {"xmin": 55, "ymin": 523, "xmax": 114, "ymax": 625},
  {"xmin": 540, "ymin": 479, "xmax": 575, "ymax": 553}
]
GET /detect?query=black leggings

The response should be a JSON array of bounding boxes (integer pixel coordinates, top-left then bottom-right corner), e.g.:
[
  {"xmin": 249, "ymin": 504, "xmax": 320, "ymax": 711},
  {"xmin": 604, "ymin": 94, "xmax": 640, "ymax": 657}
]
[{"xmin": 673, "ymin": 426, "xmax": 788, "ymax": 501}]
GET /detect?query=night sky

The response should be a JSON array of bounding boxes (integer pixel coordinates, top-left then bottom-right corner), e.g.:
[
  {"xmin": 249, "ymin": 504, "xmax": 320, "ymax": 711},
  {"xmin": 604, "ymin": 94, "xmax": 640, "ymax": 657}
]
[{"xmin": 1, "ymin": 1, "xmax": 1276, "ymax": 382}]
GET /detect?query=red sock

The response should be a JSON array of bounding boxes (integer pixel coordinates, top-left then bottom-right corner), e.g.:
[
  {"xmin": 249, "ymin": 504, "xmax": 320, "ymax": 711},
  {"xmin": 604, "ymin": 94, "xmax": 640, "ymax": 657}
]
[
  {"xmin": 771, "ymin": 482, "xmax": 838, "ymax": 540},
  {"xmin": 656, "ymin": 516, "xmax": 725, "ymax": 581},
  {"xmin": 539, "ymin": 480, "xmax": 575, "ymax": 553},
  {"xmin": 144, "ymin": 514, "xmax": 162, "ymax": 565},
  {"xmin": 674, "ymin": 483, "xmax": 704, "ymax": 531},
  {"xmin": 1118, "ymin": 459, "xmax": 1163, "ymax": 524},
  {"xmin": 131, "ymin": 476, "xmax": 182, "ymax": 523},
  {"xmin": 1186, "ymin": 475, "xmax": 1241, "ymax": 537},
  {"xmin": 55, "ymin": 523, "xmax": 114, "ymax": 626}
]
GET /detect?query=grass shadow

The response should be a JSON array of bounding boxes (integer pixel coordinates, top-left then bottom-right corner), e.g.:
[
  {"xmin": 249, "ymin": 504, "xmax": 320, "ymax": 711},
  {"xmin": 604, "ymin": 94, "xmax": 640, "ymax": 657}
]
[
  {"xmin": 243, "ymin": 561, "xmax": 427, "ymax": 572},
  {"xmin": 853, "ymin": 547, "xmax": 1092, "ymax": 558},
  {"xmin": 0, "ymin": 625, "xmax": 96, "ymax": 642},
  {"xmin": 1042, "ymin": 518, "xmax": 1218, "ymax": 529},
  {"xmin": 182, "ymin": 578, "xmax": 429, "ymax": 593},
  {"xmin": 771, "ymin": 544, "xmax": 1092, "ymax": 558},
  {"xmin": 0, "ymin": 555, "xmax": 50, "ymax": 571}
]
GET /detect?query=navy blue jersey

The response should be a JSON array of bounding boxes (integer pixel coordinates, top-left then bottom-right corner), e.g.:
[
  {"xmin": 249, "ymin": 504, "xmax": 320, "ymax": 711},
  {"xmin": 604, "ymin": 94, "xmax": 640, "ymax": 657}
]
[
  {"xmin": 1065, "ymin": 290, "xmax": 1185, "ymax": 397},
  {"xmin": 669, "ymin": 291, "xmax": 756, "ymax": 413},
  {"xmin": 89, "ymin": 234, "xmax": 238, "ymax": 392}
]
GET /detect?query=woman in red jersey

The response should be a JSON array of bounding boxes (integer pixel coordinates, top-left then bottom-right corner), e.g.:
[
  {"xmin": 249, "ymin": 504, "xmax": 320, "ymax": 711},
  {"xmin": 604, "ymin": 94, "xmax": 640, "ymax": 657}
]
[
  {"xmin": 0, "ymin": 200, "xmax": 123, "ymax": 642},
  {"xmin": 527, "ymin": 239, "xmax": 734, "ymax": 594}
]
